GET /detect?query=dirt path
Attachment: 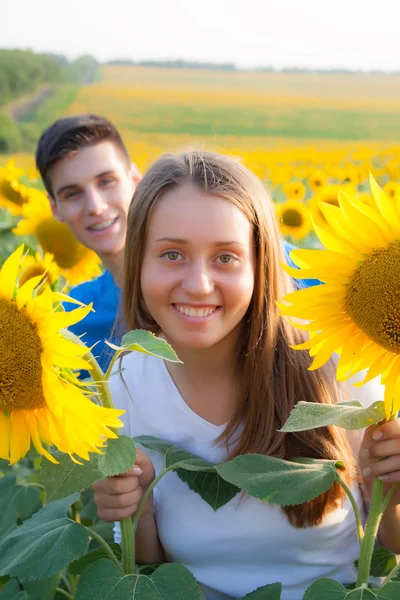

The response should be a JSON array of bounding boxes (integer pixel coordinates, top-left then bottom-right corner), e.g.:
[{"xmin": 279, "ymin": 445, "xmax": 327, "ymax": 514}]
[{"xmin": 5, "ymin": 84, "xmax": 53, "ymax": 120}]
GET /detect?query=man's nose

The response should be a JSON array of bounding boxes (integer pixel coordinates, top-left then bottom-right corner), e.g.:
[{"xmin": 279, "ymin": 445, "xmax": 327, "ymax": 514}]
[{"xmin": 85, "ymin": 187, "xmax": 107, "ymax": 214}]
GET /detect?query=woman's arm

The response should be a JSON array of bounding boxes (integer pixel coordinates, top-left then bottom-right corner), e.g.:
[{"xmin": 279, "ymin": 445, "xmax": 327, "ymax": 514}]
[{"xmin": 135, "ymin": 506, "xmax": 168, "ymax": 564}]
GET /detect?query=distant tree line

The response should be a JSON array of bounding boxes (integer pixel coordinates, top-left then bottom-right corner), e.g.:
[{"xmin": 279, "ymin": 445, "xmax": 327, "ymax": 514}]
[
  {"xmin": 0, "ymin": 50, "xmax": 99, "ymax": 153},
  {"xmin": 0, "ymin": 50, "xmax": 99, "ymax": 108},
  {"xmin": 107, "ymin": 58, "xmax": 237, "ymax": 70},
  {"xmin": 106, "ymin": 57, "xmax": 399, "ymax": 75}
]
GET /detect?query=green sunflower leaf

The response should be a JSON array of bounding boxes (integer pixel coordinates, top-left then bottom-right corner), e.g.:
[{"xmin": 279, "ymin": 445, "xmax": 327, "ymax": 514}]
[
  {"xmin": 355, "ymin": 546, "xmax": 398, "ymax": 578},
  {"xmin": 68, "ymin": 543, "xmax": 122, "ymax": 574},
  {"xmin": 75, "ymin": 558, "xmax": 200, "ymax": 600},
  {"xmin": 279, "ymin": 400, "xmax": 385, "ymax": 433},
  {"xmin": 376, "ymin": 582, "xmax": 400, "ymax": 599},
  {"xmin": 0, "ymin": 493, "xmax": 89, "ymax": 581},
  {"xmin": 0, "ymin": 474, "xmax": 42, "ymax": 540},
  {"xmin": 41, "ymin": 435, "xmax": 136, "ymax": 502},
  {"xmin": 239, "ymin": 582, "xmax": 282, "ymax": 599},
  {"xmin": 22, "ymin": 574, "xmax": 61, "ymax": 600},
  {"xmin": 215, "ymin": 455, "xmax": 342, "ymax": 506},
  {"xmin": 106, "ymin": 329, "xmax": 182, "ymax": 363},
  {"xmin": 135, "ymin": 435, "xmax": 239, "ymax": 510},
  {"xmin": 0, "ymin": 579, "xmax": 28, "ymax": 599},
  {"xmin": 303, "ymin": 579, "xmax": 377, "ymax": 599}
]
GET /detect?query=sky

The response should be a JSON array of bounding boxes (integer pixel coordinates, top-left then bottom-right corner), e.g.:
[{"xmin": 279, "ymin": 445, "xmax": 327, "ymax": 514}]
[{"xmin": 3, "ymin": 0, "xmax": 400, "ymax": 72}]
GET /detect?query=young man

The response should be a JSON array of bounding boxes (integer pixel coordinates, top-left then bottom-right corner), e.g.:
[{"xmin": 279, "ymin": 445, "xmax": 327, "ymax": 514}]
[
  {"xmin": 36, "ymin": 113, "xmax": 318, "ymax": 375},
  {"xmin": 36, "ymin": 114, "xmax": 141, "ymax": 373}
]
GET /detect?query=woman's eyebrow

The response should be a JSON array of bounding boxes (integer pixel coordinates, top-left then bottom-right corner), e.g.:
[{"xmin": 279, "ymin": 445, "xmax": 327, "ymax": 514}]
[{"xmin": 154, "ymin": 238, "xmax": 243, "ymax": 247}]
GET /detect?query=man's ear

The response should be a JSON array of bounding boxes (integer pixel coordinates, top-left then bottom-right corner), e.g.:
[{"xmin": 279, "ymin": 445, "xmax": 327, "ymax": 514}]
[
  {"xmin": 130, "ymin": 162, "xmax": 142, "ymax": 187},
  {"xmin": 47, "ymin": 193, "xmax": 64, "ymax": 222}
]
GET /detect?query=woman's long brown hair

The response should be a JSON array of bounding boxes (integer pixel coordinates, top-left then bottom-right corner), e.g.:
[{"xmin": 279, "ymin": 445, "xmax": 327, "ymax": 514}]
[{"xmin": 123, "ymin": 150, "xmax": 357, "ymax": 527}]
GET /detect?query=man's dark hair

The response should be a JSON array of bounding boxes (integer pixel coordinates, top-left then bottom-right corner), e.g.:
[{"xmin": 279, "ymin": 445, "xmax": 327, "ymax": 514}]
[{"xmin": 36, "ymin": 114, "xmax": 130, "ymax": 197}]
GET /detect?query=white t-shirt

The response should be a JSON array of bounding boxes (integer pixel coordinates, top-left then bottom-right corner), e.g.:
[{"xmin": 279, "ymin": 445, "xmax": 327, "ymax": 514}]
[{"xmin": 110, "ymin": 352, "xmax": 382, "ymax": 600}]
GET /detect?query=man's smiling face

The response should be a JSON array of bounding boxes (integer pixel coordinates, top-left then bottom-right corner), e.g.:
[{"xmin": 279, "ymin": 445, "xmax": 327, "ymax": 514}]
[{"xmin": 48, "ymin": 140, "xmax": 137, "ymax": 260}]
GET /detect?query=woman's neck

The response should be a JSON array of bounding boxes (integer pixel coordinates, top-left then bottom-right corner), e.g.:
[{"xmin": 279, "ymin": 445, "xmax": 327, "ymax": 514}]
[{"xmin": 165, "ymin": 328, "xmax": 241, "ymax": 426}]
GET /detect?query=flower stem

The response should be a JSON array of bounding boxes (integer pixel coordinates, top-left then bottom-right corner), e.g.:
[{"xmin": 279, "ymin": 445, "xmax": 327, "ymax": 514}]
[
  {"xmin": 129, "ymin": 468, "xmax": 173, "ymax": 566},
  {"xmin": 55, "ymin": 589, "xmax": 74, "ymax": 600},
  {"xmin": 382, "ymin": 483, "xmax": 399, "ymax": 514},
  {"xmin": 65, "ymin": 334, "xmax": 137, "ymax": 575},
  {"xmin": 356, "ymin": 477, "xmax": 385, "ymax": 587},
  {"xmin": 86, "ymin": 527, "xmax": 122, "ymax": 571},
  {"xmin": 120, "ymin": 517, "xmax": 137, "ymax": 574},
  {"xmin": 337, "ymin": 474, "xmax": 364, "ymax": 546}
]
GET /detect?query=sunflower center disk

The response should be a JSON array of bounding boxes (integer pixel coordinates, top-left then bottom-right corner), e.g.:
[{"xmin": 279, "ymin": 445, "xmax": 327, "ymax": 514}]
[
  {"xmin": 1, "ymin": 180, "xmax": 27, "ymax": 206},
  {"xmin": 0, "ymin": 299, "xmax": 46, "ymax": 410},
  {"xmin": 282, "ymin": 208, "xmax": 303, "ymax": 227},
  {"xmin": 36, "ymin": 218, "xmax": 88, "ymax": 269},
  {"xmin": 19, "ymin": 266, "xmax": 49, "ymax": 287},
  {"xmin": 345, "ymin": 241, "xmax": 400, "ymax": 354}
]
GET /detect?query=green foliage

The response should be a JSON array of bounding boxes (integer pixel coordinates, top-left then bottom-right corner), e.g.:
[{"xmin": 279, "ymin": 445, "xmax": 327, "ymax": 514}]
[
  {"xmin": 280, "ymin": 400, "xmax": 386, "ymax": 433},
  {"xmin": 41, "ymin": 435, "xmax": 137, "ymax": 502},
  {"xmin": 239, "ymin": 583, "xmax": 282, "ymax": 599},
  {"xmin": 0, "ymin": 580, "xmax": 28, "ymax": 599},
  {"xmin": 0, "ymin": 494, "xmax": 89, "ymax": 580},
  {"xmin": 0, "ymin": 112, "xmax": 21, "ymax": 152},
  {"xmin": 75, "ymin": 559, "xmax": 200, "ymax": 600},
  {"xmin": 107, "ymin": 330, "xmax": 183, "ymax": 364},
  {"xmin": 135, "ymin": 435, "xmax": 240, "ymax": 510},
  {"xmin": 68, "ymin": 543, "xmax": 122, "ymax": 575},
  {"xmin": 216, "ymin": 455, "xmax": 343, "ymax": 505},
  {"xmin": 0, "ymin": 473, "xmax": 42, "ymax": 540}
]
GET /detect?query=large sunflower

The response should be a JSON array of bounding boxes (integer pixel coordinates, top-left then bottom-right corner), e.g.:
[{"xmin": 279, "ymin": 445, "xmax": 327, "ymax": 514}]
[
  {"xmin": 275, "ymin": 200, "xmax": 311, "ymax": 240},
  {"xmin": 0, "ymin": 161, "xmax": 31, "ymax": 216},
  {"xmin": 278, "ymin": 175, "xmax": 400, "ymax": 419},
  {"xmin": 13, "ymin": 190, "xmax": 102, "ymax": 286},
  {"xmin": 0, "ymin": 245, "xmax": 124, "ymax": 464}
]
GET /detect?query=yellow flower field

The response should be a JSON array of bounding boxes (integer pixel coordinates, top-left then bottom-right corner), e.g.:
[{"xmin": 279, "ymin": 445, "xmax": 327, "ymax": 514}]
[{"xmin": 2, "ymin": 65, "xmax": 400, "ymax": 255}]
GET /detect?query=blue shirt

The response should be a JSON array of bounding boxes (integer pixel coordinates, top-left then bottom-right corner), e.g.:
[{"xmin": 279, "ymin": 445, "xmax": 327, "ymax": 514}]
[
  {"xmin": 65, "ymin": 270, "xmax": 121, "ymax": 375},
  {"xmin": 65, "ymin": 241, "xmax": 320, "ymax": 374}
]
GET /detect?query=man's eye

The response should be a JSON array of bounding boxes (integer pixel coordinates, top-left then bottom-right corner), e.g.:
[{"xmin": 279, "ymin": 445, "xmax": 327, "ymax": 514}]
[
  {"xmin": 100, "ymin": 178, "xmax": 115, "ymax": 186},
  {"xmin": 64, "ymin": 191, "xmax": 79, "ymax": 199}
]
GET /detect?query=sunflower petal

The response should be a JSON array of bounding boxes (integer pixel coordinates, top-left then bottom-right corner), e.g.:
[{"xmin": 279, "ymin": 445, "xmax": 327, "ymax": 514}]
[{"xmin": 0, "ymin": 245, "xmax": 25, "ymax": 301}]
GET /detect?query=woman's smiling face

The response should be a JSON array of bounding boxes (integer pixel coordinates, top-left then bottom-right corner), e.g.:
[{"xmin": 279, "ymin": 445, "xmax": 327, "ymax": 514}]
[{"xmin": 140, "ymin": 182, "xmax": 256, "ymax": 352}]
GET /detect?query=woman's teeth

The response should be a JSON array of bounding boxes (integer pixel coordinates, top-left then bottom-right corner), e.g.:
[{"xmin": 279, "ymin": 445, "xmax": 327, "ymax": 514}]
[
  {"xmin": 90, "ymin": 218, "xmax": 116, "ymax": 231},
  {"xmin": 175, "ymin": 305, "xmax": 216, "ymax": 318}
]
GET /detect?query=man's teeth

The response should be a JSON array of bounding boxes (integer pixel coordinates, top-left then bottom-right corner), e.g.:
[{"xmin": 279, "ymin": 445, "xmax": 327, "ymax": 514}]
[
  {"xmin": 175, "ymin": 305, "xmax": 216, "ymax": 318},
  {"xmin": 90, "ymin": 219, "xmax": 115, "ymax": 231}
]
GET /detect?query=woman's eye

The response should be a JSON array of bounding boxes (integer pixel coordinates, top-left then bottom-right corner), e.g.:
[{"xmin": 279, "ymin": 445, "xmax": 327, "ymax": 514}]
[
  {"xmin": 217, "ymin": 254, "xmax": 234, "ymax": 264},
  {"xmin": 162, "ymin": 251, "xmax": 182, "ymax": 261}
]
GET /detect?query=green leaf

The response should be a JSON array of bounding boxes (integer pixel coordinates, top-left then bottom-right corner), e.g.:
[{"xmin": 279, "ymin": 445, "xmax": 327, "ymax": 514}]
[
  {"xmin": 355, "ymin": 547, "xmax": 398, "ymax": 577},
  {"xmin": 239, "ymin": 582, "xmax": 282, "ymax": 599},
  {"xmin": 41, "ymin": 435, "xmax": 136, "ymax": 502},
  {"xmin": 0, "ymin": 475, "xmax": 42, "ymax": 539},
  {"xmin": 0, "ymin": 494, "xmax": 89, "ymax": 581},
  {"xmin": 376, "ymin": 582, "xmax": 400, "ymax": 599},
  {"xmin": 280, "ymin": 400, "xmax": 386, "ymax": 433},
  {"xmin": 0, "ymin": 580, "xmax": 28, "ymax": 599},
  {"xmin": 106, "ymin": 330, "xmax": 182, "ymax": 363},
  {"xmin": 135, "ymin": 435, "xmax": 240, "ymax": 510},
  {"xmin": 216, "ymin": 455, "xmax": 341, "ymax": 506},
  {"xmin": 22, "ymin": 574, "xmax": 61, "ymax": 600},
  {"xmin": 303, "ymin": 579, "xmax": 377, "ymax": 600},
  {"xmin": 75, "ymin": 558, "xmax": 200, "ymax": 599},
  {"xmin": 68, "ymin": 543, "xmax": 122, "ymax": 574},
  {"xmin": 176, "ymin": 469, "xmax": 240, "ymax": 511}
]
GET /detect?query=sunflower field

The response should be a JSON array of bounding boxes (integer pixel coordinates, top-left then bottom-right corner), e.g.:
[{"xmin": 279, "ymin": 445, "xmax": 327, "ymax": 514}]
[{"xmin": 2, "ymin": 64, "xmax": 400, "ymax": 600}]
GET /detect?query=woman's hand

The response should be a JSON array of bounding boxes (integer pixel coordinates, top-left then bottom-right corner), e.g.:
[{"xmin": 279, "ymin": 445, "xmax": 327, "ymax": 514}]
[
  {"xmin": 359, "ymin": 420, "xmax": 400, "ymax": 506},
  {"xmin": 92, "ymin": 448, "xmax": 155, "ymax": 521}
]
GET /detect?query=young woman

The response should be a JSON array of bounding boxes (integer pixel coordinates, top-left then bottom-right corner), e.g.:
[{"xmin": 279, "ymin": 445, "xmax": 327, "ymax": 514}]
[{"xmin": 93, "ymin": 150, "xmax": 400, "ymax": 600}]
